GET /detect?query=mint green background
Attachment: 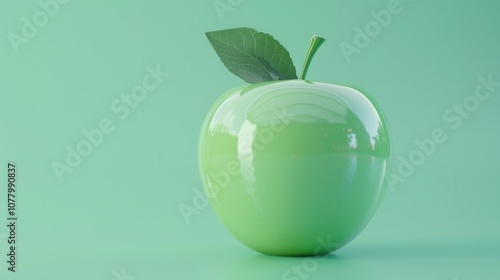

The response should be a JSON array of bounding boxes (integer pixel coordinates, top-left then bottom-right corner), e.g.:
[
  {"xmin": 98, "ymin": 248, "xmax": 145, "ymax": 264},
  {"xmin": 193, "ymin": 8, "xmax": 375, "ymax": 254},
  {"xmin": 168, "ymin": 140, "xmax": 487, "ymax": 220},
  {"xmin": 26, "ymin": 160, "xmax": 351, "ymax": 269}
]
[{"xmin": 0, "ymin": 0, "xmax": 499, "ymax": 279}]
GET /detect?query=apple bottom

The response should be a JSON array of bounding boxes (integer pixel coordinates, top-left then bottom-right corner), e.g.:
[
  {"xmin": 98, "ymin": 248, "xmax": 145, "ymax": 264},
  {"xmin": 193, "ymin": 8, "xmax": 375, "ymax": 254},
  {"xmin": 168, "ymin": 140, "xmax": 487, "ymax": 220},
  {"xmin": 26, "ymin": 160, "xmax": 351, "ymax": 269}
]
[{"xmin": 207, "ymin": 153, "xmax": 388, "ymax": 256}]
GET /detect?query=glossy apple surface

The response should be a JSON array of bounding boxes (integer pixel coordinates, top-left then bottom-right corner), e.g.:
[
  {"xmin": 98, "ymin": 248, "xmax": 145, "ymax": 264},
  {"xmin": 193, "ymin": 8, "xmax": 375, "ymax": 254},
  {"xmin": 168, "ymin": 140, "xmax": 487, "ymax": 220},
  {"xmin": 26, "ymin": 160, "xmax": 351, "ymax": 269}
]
[{"xmin": 198, "ymin": 80, "xmax": 391, "ymax": 256}]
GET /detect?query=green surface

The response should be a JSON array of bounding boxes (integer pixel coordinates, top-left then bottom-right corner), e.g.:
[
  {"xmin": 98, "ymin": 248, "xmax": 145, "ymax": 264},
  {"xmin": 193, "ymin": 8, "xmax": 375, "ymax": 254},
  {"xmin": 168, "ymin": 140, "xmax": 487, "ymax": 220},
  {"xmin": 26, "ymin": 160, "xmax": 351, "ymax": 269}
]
[{"xmin": 0, "ymin": 0, "xmax": 499, "ymax": 279}]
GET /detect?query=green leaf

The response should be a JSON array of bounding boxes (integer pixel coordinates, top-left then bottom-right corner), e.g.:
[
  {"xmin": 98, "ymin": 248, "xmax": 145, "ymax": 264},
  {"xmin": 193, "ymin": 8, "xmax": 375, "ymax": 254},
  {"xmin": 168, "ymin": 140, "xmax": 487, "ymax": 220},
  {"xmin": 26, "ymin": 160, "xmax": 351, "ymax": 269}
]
[{"xmin": 205, "ymin": 27, "xmax": 297, "ymax": 84}]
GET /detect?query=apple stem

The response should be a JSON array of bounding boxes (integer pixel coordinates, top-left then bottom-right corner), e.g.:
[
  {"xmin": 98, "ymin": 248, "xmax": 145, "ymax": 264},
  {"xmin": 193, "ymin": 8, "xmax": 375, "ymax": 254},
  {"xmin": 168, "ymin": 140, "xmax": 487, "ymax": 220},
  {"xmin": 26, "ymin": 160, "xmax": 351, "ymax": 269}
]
[{"xmin": 299, "ymin": 35, "xmax": 326, "ymax": 80}]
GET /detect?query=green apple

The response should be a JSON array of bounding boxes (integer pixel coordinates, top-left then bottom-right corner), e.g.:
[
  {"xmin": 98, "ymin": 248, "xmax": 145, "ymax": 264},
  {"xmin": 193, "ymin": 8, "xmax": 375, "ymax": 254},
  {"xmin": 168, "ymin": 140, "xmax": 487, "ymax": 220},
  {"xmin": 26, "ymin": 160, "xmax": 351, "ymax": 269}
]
[{"xmin": 199, "ymin": 28, "xmax": 391, "ymax": 256}]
